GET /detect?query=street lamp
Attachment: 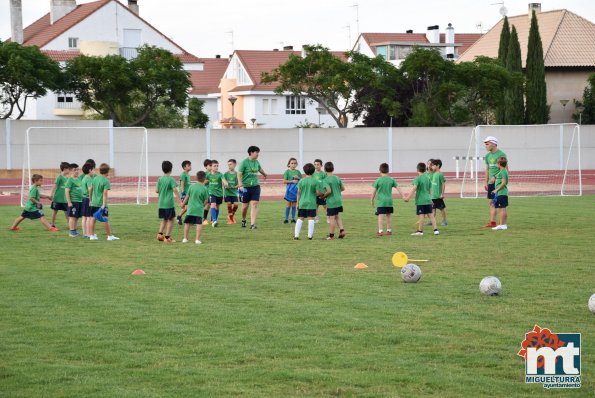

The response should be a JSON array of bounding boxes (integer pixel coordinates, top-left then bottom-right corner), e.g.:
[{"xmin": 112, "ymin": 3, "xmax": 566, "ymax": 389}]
[
  {"xmin": 228, "ymin": 95, "xmax": 237, "ymax": 128},
  {"xmin": 250, "ymin": 118, "xmax": 256, "ymax": 128},
  {"xmin": 315, "ymin": 106, "xmax": 325, "ymax": 126},
  {"xmin": 576, "ymin": 105, "xmax": 585, "ymax": 125},
  {"xmin": 560, "ymin": 99, "xmax": 569, "ymax": 122}
]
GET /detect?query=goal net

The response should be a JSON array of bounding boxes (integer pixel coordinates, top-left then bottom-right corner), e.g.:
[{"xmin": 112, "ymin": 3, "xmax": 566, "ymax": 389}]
[
  {"xmin": 20, "ymin": 126, "xmax": 149, "ymax": 206},
  {"xmin": 461, "ymin": 124, "xmax": 581, "ymax": 198}
]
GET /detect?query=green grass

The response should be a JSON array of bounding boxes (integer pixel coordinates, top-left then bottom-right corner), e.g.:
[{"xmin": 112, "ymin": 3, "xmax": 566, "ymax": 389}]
[{"xmin": 0, "ymin": 197, "xmax": 593, "ymax": 397}]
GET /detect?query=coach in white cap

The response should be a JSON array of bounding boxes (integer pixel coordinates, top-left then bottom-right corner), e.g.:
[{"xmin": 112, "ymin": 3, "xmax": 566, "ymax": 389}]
[{"xmin": 483, "ymin": 136, "xmax": 507, "ymax": 228}]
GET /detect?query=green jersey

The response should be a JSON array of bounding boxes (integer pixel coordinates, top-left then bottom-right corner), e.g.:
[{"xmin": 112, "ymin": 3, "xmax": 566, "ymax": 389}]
[
  {"xmin": 179, "ymin": 171, "xmax": 191, "ymax": 194},
  {"xmin": 186, "ymin": 183, "xmax": 209, "ymax": 217},
  {"xmin": 80, "ymin": 175, "xmax": 91, "ymax": 198},
  {"xmin": 297, "ymin": 177, "xmax": 319, "ymax": 210},
  {"xmin": 431, "ymin": 171, "xmax": 445, "ymax": 199},
  {"xmin": 91, "ymin": 175, "xmax": 110, "ymax": 207},
  {"xmin": 494, "ymin": 168, "xmax": 509, "ymax": 196},
  {"xmin": 313, "ymin": 170, "xmax": 326, "ymax": 183},
  {"xmin": 223, "ymin": 171, "xmax": 239, "ymax": 197},
  {"xmin": 65, "ymin": 177, "xmax": 83, "ymax": 203},
  {"xmin": 485, "ymin": 149, "xmax": 507, "ymax": 180},
  {"xmin": 323, "ymin": 175, "xmax": 343, "ymax": 209},
  {"xmin": 53, "ymin": 174, "xmax": 67, "ymax": 203},
  {"xmin": 25, "ymin": 185, "xmax": 40, "ymax": 212},
  {"xmin": 207, "ymin": 172, "xmax": 223, "ymax": 197},
  {"xmin": 372, "ymin": 175, "xmax": 398, "ymax": 207},
  {"xmin": 77, "ymin": 174, "xmax": 85, "ymax": 182},
  {"xmin": 283, "ymin": 169, "xmax": 302, "ymax": 182},
  {"xmin": 156, "ymin": 175, "xmax": 178, "ymax": 209},
  {"xmin": 413, "ymin": 175, "xmax": 431, "ymax": 206},
  {"xmin": 238, "ymin": 158, "xmax": 261, "ymax": 188}
]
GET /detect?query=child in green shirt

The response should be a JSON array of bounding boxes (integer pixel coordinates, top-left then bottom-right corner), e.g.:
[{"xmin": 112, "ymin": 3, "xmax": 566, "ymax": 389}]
[
  {"xmin": 430, "ymin": 159, "xmax": 447, "ymax": 226},
  {"xmin": 181, "ymin": 171, "xmax": 209, "ymax": 244},
  {"xmin": 223, "ymin": 159, "xmax": 239, "ymax": 224},
  {"xmin": 65, "ymin": 163, "xmax": 83, "ymax": 237},
  {"xmin": 177, "ymin": 160, "xmax": 192, "ymax": 225},
  {"xmin": 318, "ymin": 161, "xmax": 345, "ymax": 240},
  {"xmin": 156, "ymin": 160, "xmax": 181, "ymax": 242},
  {"xmin": 11, "ymin": 174, "xmax": 58, "ymax": 232},
  {"xmin": 371, "ymin": 163, "xmax": 403, "ymax": 237},
  {"xmin": 294, "ymin": 163, "xmax": 319, "ymax": 240},
  {"xmin": 88, "ymin": 163, "xmax": 119, "ymax": 241},
  {"xmin": 282, "ymin": 157, "xmax": 302, "ymax": 224},
  {"xmin": 50, "ymin": 161, "xmax": 71, "ymax": 228},
  {"xmin": 207, "ymin": 160, "xmax": 224, "ymax": 227},
  {"xmin": 313, "ymin": 159, "xmax": 327, "ymax": 223},
  {"xmin": 404, "ymin": 162, "xmax": 439, "ymax": 236},
  {"xmin": 492, "ymin": 157, "xmax": 509, "ymax": 231}
]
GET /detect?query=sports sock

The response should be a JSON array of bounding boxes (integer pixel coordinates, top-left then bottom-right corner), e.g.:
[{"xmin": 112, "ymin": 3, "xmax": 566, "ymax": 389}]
[
  {"xmin": 307, "ymin": 219, "xmax": 315, "ymax": 238},
  {"xmin": 203, "ymin": 209, "xmax": 209, "ymax": 220},
  {"xmin": 285, "ymin": 207, "xmax": 290, "ymax": 220},
  {"xmin": 291, "ymin": 207, "xmax": 296, "ymax": 219},
  {"xmin": 211, "ymin": 208, "xmax": 217, "ymax": 222},
  {"xmin": 232, "ymin": 204, "xmax": 238, "ymax": 214},
  {"xmin": 294, "ymin": 219, "xmax": 303, "ymax": 237}
]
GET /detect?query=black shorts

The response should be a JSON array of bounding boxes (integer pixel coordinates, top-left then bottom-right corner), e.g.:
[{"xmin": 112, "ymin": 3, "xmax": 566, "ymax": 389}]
[
  {"xmin": 316, "ymin": 197, "xmax": 327, "ymax": 206},
  {"xmin": 158, "ymin": 208, "xmax": 176, "ymax": 220},
  {"xmin": 416, "ymin": 204, "xmax": 433, "ymax": 215},
  {"xmin": 495, "ymin": 195, "xmax": 508, "ymax": 208},
  {"xmin": 21, "ymin": 210, "xmax": 43, "ymax": 219},
  {"xmin": 90, "ymin": 206, "xmax": 102, "ymax": 215},
  {"xmin": 241, "ymin": 186, "xmax": 261, "ymax": 203},
  {"xmin": 326, "ymin": 206, "xmax": 343, "ymax": 216},
  {"xmin": 81, "ymin": 197, "xmax": 92, "ymax": 217},
  {"xmin": 208, "ymin": 195, "xmax": 223, "ymax": 205},
  {"xmin": 487, "ymin": 183, "xmax": 496, "ymax": 199},
  {"xmin": 51, "ymin": 202, "xmax": 68, "ymax": 211},
  {"xmin": 184, "ymin": 215, "xmax": 203, "ymax": 225},
  {"xmin": 224, "ymin": 196, "xmax": 238, "ymax": 203},
  {"xmin": 68, "ymin": 202, "xmax": 82, "ymax": 218},
  {"xmin": 432, "ymin": 198, "xmax": 446, "ymax": 210},
  {"xmin": 376, "ymin": 206, "xmax": 394, "ymax": 215},
  {"xmin": 298, "ymin": 208, "xmax": 317, "ymax": 218}
]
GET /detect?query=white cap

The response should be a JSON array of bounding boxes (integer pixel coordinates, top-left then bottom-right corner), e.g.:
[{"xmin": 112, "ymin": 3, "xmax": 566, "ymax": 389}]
[{"xmin": 483, "ymin": 136, "xmax": 498, "ymax": 145}]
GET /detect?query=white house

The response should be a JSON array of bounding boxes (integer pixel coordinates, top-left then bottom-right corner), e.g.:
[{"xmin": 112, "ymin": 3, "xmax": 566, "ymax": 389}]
[{"xmin": 9, "ymin": 0, "xmax": 203, "ymax": 120}]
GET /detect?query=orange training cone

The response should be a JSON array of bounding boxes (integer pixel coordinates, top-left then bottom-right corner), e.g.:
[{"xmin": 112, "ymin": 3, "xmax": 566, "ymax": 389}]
[
  {"xmin": 132, "ymin": 269, "xmax": 146, "ymax": 275},
  {"xmin": 354, "ymin": 263, "xmax": 368, "ymax": 269}
]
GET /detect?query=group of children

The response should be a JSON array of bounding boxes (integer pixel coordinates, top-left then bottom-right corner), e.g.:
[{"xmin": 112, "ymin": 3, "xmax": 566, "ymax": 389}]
[{"xmin": 11, "ymin": 159, "xmax": 119, "ymax": 241}]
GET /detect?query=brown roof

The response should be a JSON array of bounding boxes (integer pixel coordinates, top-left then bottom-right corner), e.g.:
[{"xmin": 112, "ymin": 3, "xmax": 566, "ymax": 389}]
[
  {"xmin": 360, "ymin": 32, "xmax": 482, "ymax": 55},
  {"xmin": 42, "ymin": 49, "xmax": 81, "ymax": 61},
  {"xmin": 458, "ymin": 9, "xmax": 595, "ymax": 68},
  {"xmin": 440, "ymin": 33, "xmax": 484, "ymax": 54},
  {"xmin": 189, "ymin": 58, "xmax": 229, "ymax": 95}
]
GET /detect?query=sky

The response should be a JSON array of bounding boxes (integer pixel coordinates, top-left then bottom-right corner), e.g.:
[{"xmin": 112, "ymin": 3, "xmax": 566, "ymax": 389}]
[{"xmin": 1, "ymin": 0, "xmax": 594, "ymax": 58}]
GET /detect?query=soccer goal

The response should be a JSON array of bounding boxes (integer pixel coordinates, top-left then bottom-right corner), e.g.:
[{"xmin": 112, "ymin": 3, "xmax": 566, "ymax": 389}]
[
  {"xmin": 20, "ymin": 126, "xmax": 149, "ymax": 206},
  {"xmin": 460, "ymin": 123, "xmax": 581, "ymax": 198}
]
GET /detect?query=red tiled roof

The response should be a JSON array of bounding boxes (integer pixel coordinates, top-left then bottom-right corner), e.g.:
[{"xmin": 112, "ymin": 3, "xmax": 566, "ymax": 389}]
[
  {"xmin": 361, "ymin": 32, "xmax": 482, "ymax": 56},
  {"xmin": 189, "ymin": 58, "xmax": 229, "ymax": 95},
  {"xmin": 42, "ymin": 49, "xmax": 81, "ymax": 61},
  {"xmin": 177, "ymin": 53, "xmax": 202, "ymax": 63},
  {"xmin": 440, "ymin": 33, "xmax": 484, "ymax": 54}
]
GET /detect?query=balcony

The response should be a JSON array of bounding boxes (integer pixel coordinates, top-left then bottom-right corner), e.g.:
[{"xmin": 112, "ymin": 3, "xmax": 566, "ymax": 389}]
[
  {"xmin": 120, "ymin": 47, "xmax": 139, "ymax": 61},
  {"xmin": 54, "ymin": 96, "xmax": 83, "ymax": 116}
]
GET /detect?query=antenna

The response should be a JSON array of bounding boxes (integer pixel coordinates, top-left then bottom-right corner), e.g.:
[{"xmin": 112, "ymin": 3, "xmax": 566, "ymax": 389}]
[
  {"xmin": 350, "ymin": 3, "xmax": 359, "ymax": 37},
  {"xmin": 476, "ymin": 22, "xmax": 484, "ymax": 33},
  {"xmin": 225, "ymin": 30, "xmax": 234, "ymax": 52},
  {"xmin": 491, "ymin": 1, "xmax": 508, "ymax": 17}
]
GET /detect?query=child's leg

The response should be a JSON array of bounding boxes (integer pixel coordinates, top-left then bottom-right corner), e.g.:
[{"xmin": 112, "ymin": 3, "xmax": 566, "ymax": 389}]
[
  {"xmin": 441, "ymin": 208, "xmax": 447, "ymax": 222},
  {"xmin": 81, "ymin": 216, "xmax": 87, "ymax": 236},
  {"xmin": 227, "ymin": 202, "xmax": 233, "ymax": 218},
  {"xmin": 51, "ymin": 209, "xmax": 58, "ymax": 225},
  {"xmin": 294, "ymin": 216, "xmax": 304, "ymax": 237},
  {"xmin": 195, "ymin": 224, "xmax": 203, "ymax": 242},
  {"xmin": 89, "ymin": 218, "xmax": 96, "ymax": 236},
  {"xmin": 210, "ymin": 203, "xmax": 217, "ymax": 222},
  {"xmin": 386, "ymin": 213, "xmax": 393, "ymax": 231},
  {"xmin": 158, "ymin": 219, "xmax": 167, "ymax": 234},
  {"xmin": 165, "ymin": 219, "xmax": 174, "ymax": 237},
  {"xmin": 63, "ymin": 210, "xmax": 68, "ymax": 222},
  {"xmin": 39, "ymin": 216, "xmax": 54, "ymax": 230},
  {"xmin": 377, "ymin": 214, "xmax": 385, "ymax": 232},
  {"xmin": 241, "ymin": 203, "xmax": 249, "ymax": 221},
  {"xmin": 183, "ymin": 223, "xmax": 190, "ymax": 240},
  {"xmin": 307, "ymin": 216, "xmax": 315, "ymax": 238},
  {"xmin": 328, "ymin": 214, "xmax": 336, "ymax": 236},
  {"xmin": 68, "ymin": 217, "xmax": 76, "ymax": 232},
  {"xmin": 417, "ymin": 214, "xmax": 425, "ymax": 232},
  {"xmin": 11, "ymin": 216, "xmax": 25, "ymax": 229},
  {"xmin": 489, "ymin": 201, "xmax": 497, "ymax": 223},
  {"xmin": 291, "ymin": 202, "xmax": 297, "ymax": 220},
  {"xmin": 103, "ymin": 221, "xmax": 113, "ymax": 236},
  {"xmin": 500, "ymin": 208, "xmax": 507, "ymax": 225},
  {"xmin": 249, "ymin": 201, "xmax": 259, "ymax": 225},
  {"xmin": 428, "ymin": 212, "xmax": 438, "ymax": 230},
  {"xmin": 284, "ymin": 201, "xmax": 290, "ymax": 221},
  {"xmin": 324, "ymin": 205, "xmax": 329, "ymax": 223}
]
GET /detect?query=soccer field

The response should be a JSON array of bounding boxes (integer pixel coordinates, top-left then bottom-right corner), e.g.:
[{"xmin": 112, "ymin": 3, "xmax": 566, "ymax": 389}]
[{"xmin": 0, "ymin": 196, "xmax": 593, "ymax": 397}]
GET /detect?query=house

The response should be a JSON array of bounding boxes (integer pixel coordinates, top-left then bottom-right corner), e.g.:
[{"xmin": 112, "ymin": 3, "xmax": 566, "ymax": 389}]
[
  {"xmin": 458, "ymin": 3, "xmax": 595, "ymax": 123},
  {"xmin": 188, "ymin": 56, "xmax": 229, "ymax": 127},
  {"xmin": 8, "ymin": 0, "xmax": 203, "ymax": 120},
  {"xmin": 215, "ymin": 48, "xmax": 339, "ymax": 129},
  {"xmin": 353, "ymin": 26, "xmax": 482, "ymax": 66}
]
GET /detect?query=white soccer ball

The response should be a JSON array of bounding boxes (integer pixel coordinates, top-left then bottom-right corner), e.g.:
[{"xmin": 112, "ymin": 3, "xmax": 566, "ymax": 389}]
[
  {"xmin": 479, "ymin": 276, "xmax": 502, "ymax": 296},
  {"xmin": 588, "ymin": 294, "xmax": 595, "ymax": 314},
  {"xmin": 401, "ymin": 264, "xmax": 422, "ymax": 283}
]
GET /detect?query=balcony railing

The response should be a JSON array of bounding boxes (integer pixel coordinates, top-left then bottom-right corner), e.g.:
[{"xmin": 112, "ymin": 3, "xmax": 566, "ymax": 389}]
[
  {"xmin": 120, "ymin": 47, "xmax": 139, "ymax": 61},
  {"xmin": 55, "ymin": 97, "xmax": 81, "ymax": 109}
]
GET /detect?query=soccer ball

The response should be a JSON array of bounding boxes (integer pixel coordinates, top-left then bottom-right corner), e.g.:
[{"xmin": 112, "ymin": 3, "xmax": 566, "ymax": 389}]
[
  {"xmin": 401, "ymin": 264, "xmax": 422, "ymax": 283},
  {"xmin": 479, "ymin": 276, "xmax": 502, "ymax": 296},
  {"xmin": 588, "ymin": 294, "xmax": 595, "ymax": 314}
]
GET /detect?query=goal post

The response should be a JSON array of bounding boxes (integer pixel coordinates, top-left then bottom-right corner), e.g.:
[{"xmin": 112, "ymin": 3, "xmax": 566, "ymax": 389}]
[
  {"xmin": 461, "ymin": 124, "xmax": 581, "ymax": 198},
  {"xmin": 21, "ymin": 126, "xmax": 149, "ymax": 206}
]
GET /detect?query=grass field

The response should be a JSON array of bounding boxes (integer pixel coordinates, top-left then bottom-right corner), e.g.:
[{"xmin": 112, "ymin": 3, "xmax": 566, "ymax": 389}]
[{"xmin": 0, "ymin": 196, "xmax": 593, "ymax": 397}]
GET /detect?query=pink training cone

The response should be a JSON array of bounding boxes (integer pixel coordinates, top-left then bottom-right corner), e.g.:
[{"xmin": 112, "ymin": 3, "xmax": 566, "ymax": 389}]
[
  {"xmin": 131, "ymin": 269, "xmax": 146, "ymax": 275},
  {"xmin": 354, "ymin": 263, "xmax": 368, "ymax": 269}
]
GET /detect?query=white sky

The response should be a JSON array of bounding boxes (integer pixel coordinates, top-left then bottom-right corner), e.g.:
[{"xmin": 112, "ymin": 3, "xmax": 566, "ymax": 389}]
[{"xmin": 1, "ymin": 0, "xmax": 594, "ymax": 58}]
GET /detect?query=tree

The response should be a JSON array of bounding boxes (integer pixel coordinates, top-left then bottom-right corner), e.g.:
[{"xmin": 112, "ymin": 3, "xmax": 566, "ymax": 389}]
[
  {"xmin": 525, "ymin": 10, "xmax": 549, "ymax": 124},
  {"xmin": 66, "ymin": 45, "xmax": 191, "ymax": 127},
  {"xmin": 187, "ymin": 98, "xmax": 209, "ymax": 128},
  {"xmin": 0, "ymin": 41, "xmax": 63, "ymax": 119},
  {"xmin": 496, "ymin": 16, "xmax": 510, "ymax": 124},
  {"xmin": 574, "ymin": 73, "xmax": 595, "ymax": 124},
  {"xmin": 262, "ymin": 45, "xmax": 366, "ymax": 128},
  {"xmin": 504, "ymin": 25, "xmax": 525, "ymax": 124}
]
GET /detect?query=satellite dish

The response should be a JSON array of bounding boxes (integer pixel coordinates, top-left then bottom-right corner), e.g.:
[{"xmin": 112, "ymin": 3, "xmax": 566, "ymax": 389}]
[{"xmin": 499, "ymin": 6, "xmax": 508, "ymax": 16}]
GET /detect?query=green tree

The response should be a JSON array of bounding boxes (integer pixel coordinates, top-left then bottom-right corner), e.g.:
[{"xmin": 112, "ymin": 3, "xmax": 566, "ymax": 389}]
[
  {"xmin": 525, "ymin": 10, "xmax": 549, "ymax": 124},
  {"xmin": 66, "ymin": 45, "xmax": 191, "ymax": 127},
  {"xmin": 0, "ymin": 41, "xmax": 63, "ymax": 119},
  {"xmin": 187, "ymin": 98, "xmax": 209, "ymax": 128},
  {"xmin": 574, "ymin": 73, "xmax": 595, "ymax": 124},
  {"xmin": 496, "ymin": 16, "xmax": 510, "ymax": 124},
  {"xmin": 504, "ymin": 26, "xmax": 525, "ymax": 124}
]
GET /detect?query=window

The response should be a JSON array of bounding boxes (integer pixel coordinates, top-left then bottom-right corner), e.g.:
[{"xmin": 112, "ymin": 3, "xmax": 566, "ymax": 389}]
[
  {"xmin": 271, "ymin": 99, "xmax": 278, "ymax": 114},
  {"xmin": 68, "ymin": 37, "xmax": 78, "ymax": 48},
  {"xmin": 285, "ymin": 96, "xmax": 306, "ymax": 114},
  {"xmin": 57, "ymin": 96, "xmax": 74, "ymax": 103},
  {"xmin": 262, "ymin": 99, "xmax": 269, "ymax": 115}
]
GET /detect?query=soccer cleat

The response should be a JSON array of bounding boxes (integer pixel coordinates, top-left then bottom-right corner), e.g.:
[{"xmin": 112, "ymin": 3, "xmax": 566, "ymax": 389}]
[
  {"xmin": 441, "ymin": 220, "xmax": 448, "ymax": 226},
  {"xmin": 182, "ymin": 239, "xmax": 189, "ymax": 243},
  {"xmin": 338, "ymin": 231, "xmax": 346, "ymax": 238},
  {"xmin": 411, "ymin": 231, "xmax": 424, "ymax": 236},
  {"xmin": 195, "ymin": 240, "xmax": 202, "ymax": 245},
  {"xmin": 434, "ymin": 230, "xmax": 440, "ymax": 235},
  {"xmin": 89, "ymin": 235, "xmax": 98, "ymax": 240},
  {"xmin": 107, "ymin": 235, "xmax": 120, "ymax": 241},
  {"xmin": 157, "ymin": 234, "xmax": 164, "ymax": 241},
  {"xmin": 386, "ymin": 231, "xmax": 392, "ymax": 236},
  {"xmin": 10, "ymin": 227, "xmax": 21, "ymax": 231},
  {"xmin": 212, "ymin": 221, "xmax": 218, "ymax": 228},
  {"xmin": 283, "ymin": 219, "xmax": 289, "ymax": 224},
  {"xmin": 492, "ymin": 225, "xmax": 508, "ymax": 230},
  {"xmin": 227, "ymin": 216, "xmax": 234, "ymax": 225},
  {"xmin": 241, "ymin": 219, "xmax": 247, "ymax": 228},
  {"xmin": 163, "ymin": 237, "xmax": 176, "ymax": 242},
  {"xmin": 376, "ymin": 232, "xmax": 384, "ymax": 237},
  {"xmin": 294, "ymin": 237, "xmax": 299, "ymax": 240},
  {"xmin": 291, "ymin": 219, "xmax": 296, "ymax": 223},
  {"xmin": 69, "ymin": 233, "xmax": 79, "ymax": 238},
  {"xmin": 484, "ymin": 221, "xmax": 497, "ymax": 228},
  {"xmin": 326, "ymin": 236, "xmax": 335, "ymax": 240},
  {"xmin": 250, "ymin": 224, "xmax": 257, "ymax": 230},
  {"xmin": 231, "ymin": 215, "xmax": 236, "ymax": 224},
  {"xmin": 308, "ymin": 237, "xmax": 313, "ymax": 240},
  {"xmin": 176, "ymin": 216, "xmax": 182, "ymax": 225},
  {"xmin": 49, "ymin": 227, "xmax": 59, "ymax": 232}
]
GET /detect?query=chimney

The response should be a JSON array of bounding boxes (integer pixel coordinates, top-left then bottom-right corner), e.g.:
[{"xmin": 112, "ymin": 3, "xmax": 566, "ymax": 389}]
[
  {"xmin": 426, "ymin": 25, "xmax": 439, "ymax": 44},
  {"xmin": 273, "ymin": 48, "xmax": 279, "ymax": 51},
  {"xmin": 283, "ymin": 45, "xmax": 293, "ymax": 51},
  {"xmin": 406, "ymin": 29, "xmax": 413, "ymax": 34},
  {"xmin": 215, "ymin": 54, "xmax": 221, "ymax": 59},
  {"xmin": 50, "ymin": 0, "xmax": 77, "ymax": 24},
  {"xmin": 128, "ymin": 0, "xmax": 139, "ymax": 15},
  {"xmin": 445, "ymin": 23, "xmax": 455, "ymax": 58},
  {"xmin": 528, "ymin": 3, "xmax": 541, "ymax": 16},
  {"xmin": 10, "ymin": 0, "xmax": 23, "ymax": 44}
]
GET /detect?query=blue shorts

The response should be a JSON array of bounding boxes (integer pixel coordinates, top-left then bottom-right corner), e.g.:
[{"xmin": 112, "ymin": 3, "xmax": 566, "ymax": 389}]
[
  {"xmin": 90, "ymin": 206, "xmax": 103, "ymax": 216},
  {"xmin": 224, "ymin": 196, "xmax": 238, "ymax": 203},
  {"xmin": 298, "ymin": 208, "xmax": 317, "ymax": 218},
  {"xmin": 495, "ymin": 195, "xmax": 508, "ymax": 208},
  {"xmin": 487, "ymin": 183, "xmax": 496, "ymax": 199},
  {"xmin": 316, "ymin": 197, "xmax": 327, "ymax": 206},
  {"xmin": 81, "ymin": 197, "xmax": 92, "ymax": 217},
  {"xmin": 68, "ymin": 202, "xmax": 82, "ymax": 218},
  {"xmin": 416, "ymin": 204, "xmax": 433, "ymax": 215},
  {"xmin": 326, "ymin": 206, "xmax": 343, "ymax": 216},
  {"xmin": 432, "ymin": 198, "xmax": 446, "ymax": 210},
  {"xmin": 184, "ymin": 215, "xmax": 203, "ymax": 225},
  {"xmin": 208, "ymin": 195, "xmax": 223, "ymax": 205},
  {"xmin": 21, "ymin": 210, "xmax": 43, "ymax": 219},
  {"xmin": 180, "ymin": 192, "xmax": 187, "ymax": 201},
  {"xmin": 159, "ymin": 208, "xmax": 176, "ymax": 220},
  {"xmin": 51, "ymin": 201, "xmax": 68, "ymax": 211},
  {"xmin": 241, "ymin": 186, "xmax": 261, "ymax": 203},
  {"xmin": 376, "ymin": 206, "xmax": 393, "ymax": 215}
]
